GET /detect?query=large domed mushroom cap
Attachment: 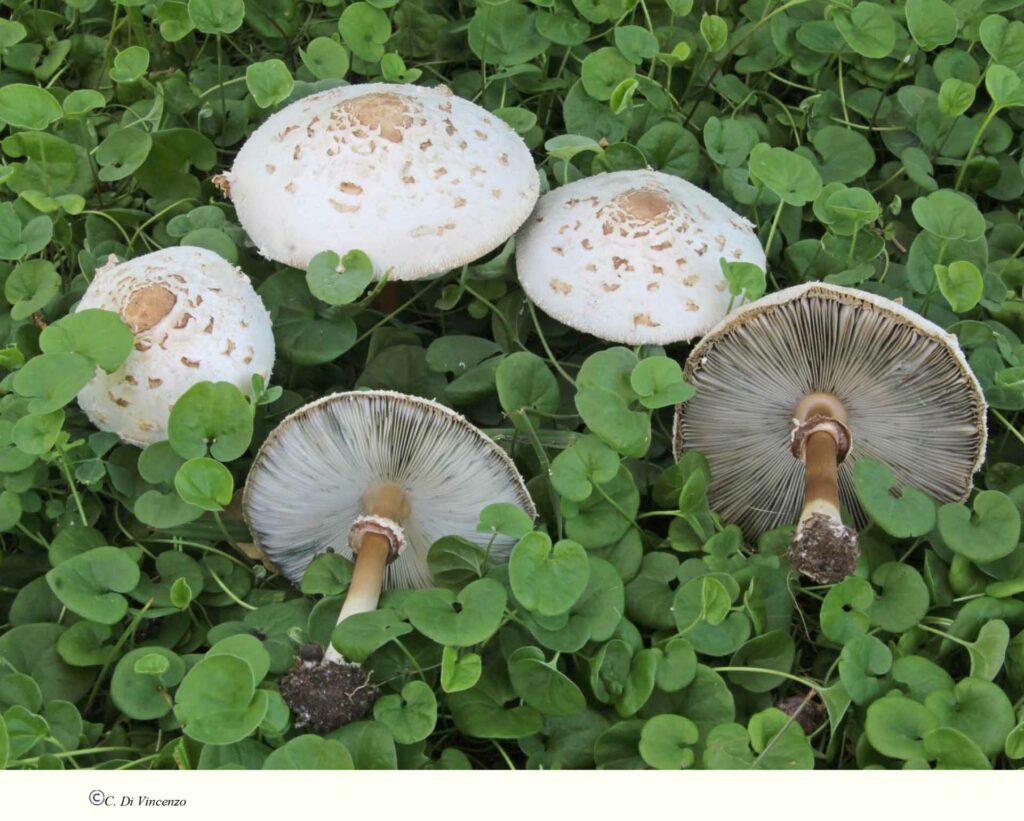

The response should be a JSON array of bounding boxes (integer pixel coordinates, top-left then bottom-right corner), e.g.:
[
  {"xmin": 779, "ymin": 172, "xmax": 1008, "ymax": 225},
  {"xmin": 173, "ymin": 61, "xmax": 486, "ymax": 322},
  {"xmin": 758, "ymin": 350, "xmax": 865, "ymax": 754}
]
[
  {"xmin": 515, "ymin": 169, "xmax": 765, "ymax": 344},
  {"xmin": 224, "ymin": 83, "xmax": 540, "ymax": 279},
  {"xmin": 76, "ymin": 246, "xmax": 275, "ymax": 447},
  {"xmin": 243, "ymin": 390, "xmax": 536, "ymax": 588},
  {"xmin": 673, "ymin": 282, "xmax": 988, "ymax": 542}
]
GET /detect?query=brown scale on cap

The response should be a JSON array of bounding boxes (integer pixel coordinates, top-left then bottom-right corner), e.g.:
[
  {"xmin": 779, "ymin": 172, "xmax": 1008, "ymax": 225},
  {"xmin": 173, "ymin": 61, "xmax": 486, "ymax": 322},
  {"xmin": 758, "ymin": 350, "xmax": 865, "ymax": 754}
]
[
  {"xmin": 121, "ymin": 284, "xmax": 176, "ymax": 334},
  {"xmin": 615, "ymin": 188, "xmax": 672, "ymax": 222},
  {"xmin": 334, "ymin": 92, "xmax": 416, "ymax": 144}
]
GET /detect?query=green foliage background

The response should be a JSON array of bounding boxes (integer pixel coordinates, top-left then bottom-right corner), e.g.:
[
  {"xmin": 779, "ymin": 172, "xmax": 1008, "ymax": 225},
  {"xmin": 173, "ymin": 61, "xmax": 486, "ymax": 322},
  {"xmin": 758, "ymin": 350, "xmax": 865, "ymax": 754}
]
[{"xmin": 2, "ymin": 0, "xmax": 1024, "ymax": 770}]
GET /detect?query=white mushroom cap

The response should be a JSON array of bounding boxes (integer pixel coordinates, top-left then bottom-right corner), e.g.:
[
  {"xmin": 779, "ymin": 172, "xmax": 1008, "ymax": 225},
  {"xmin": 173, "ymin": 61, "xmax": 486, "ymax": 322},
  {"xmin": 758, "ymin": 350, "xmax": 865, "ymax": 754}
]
[
  {"xmin": 76, "ymin": 246, "xmax": 275, "ymax": 447},
  {"xmin": 515, "ymin": 169, "xmax": 766, "ymax": 344},
  {"xmin": 673, "ymin": 282, "xmax": 988, "ymax": 541},
  {"xmin": 223, "ymin": 83, "xmax": 540, "ymax": 279},
  {"xmin": 242, "ymin": 390, "xmax": 536, "ymax": 589}
]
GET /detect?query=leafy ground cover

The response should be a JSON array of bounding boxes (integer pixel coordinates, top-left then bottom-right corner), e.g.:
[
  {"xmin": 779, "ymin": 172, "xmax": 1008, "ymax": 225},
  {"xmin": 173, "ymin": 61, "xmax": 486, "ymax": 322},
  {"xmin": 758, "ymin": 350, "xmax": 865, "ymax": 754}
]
[{"xmin": 2, "ymin": 0, "xmax": 1024, "ymax": 771}]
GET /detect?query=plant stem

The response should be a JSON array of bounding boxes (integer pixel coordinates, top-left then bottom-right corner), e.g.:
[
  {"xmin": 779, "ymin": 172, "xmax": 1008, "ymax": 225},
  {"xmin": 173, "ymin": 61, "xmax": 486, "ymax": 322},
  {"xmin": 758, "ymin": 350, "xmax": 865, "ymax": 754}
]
[{"xmin": 955, "ymin": 104, "xmax": 998, "ymax": 190}]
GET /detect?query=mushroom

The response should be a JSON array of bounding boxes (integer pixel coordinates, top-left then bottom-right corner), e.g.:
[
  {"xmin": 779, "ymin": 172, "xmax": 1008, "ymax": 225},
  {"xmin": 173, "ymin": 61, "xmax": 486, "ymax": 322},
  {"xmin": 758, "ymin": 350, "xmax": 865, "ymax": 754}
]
[
  {"xmin": 515, "ymin": 169, "xmax": 765, "ymax": 344},
  {"xmin": 221, "ymin": 83, "xmax": 540, "ymax": 279},
  {"xmin": 242, "ymin": 390, "xmax": 535, "ymax": 731},
  {"xmin": 76, "ymin": 246, "xmax": 275, "ymax": 447},
  {"xmin": 673, "ymin": 282, "xmax": 987, "ymax": 583}
]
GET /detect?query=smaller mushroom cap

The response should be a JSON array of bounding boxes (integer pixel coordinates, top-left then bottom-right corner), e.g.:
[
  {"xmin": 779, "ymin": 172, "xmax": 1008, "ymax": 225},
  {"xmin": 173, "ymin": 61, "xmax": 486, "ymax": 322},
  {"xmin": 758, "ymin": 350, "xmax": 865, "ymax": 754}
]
[
  {"xmin": 242, "ymin": 390, "xmax": 536, "ymax": 588},
  {"xmin": 515, "ymin": 169, "xmax": 765, "ymax": 344},
  {"xmin": 674, "ymin": 282, "xmax": 988, "ymax": 541},
  {"xmin": 76, "ymin": 246, "xmax": 275, "ymax": 446},
  {"xmin": 225, "ymin": 83, "xmax": 540, "ymax": 279}
]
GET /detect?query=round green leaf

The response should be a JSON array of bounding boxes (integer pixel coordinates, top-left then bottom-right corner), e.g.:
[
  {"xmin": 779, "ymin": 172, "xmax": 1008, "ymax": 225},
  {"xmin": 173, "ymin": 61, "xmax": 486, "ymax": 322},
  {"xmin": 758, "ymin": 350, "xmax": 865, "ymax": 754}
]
[
  {"xmin": 938, "ymin": 491, "xmax": 1020, "ymax": 562},
  {"xmin": 639, "ymin": 714, "xmax": 699, "ymax": 769},
  {"xmin": 509, "ymin": 532, "xmax": 590, "ymax": 616}
]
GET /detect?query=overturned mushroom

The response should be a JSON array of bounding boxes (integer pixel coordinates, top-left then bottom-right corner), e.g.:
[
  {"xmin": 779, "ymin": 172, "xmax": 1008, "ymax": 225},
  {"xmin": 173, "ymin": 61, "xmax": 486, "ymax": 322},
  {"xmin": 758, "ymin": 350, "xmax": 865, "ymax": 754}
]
[
  {"xmin": 515, "ymin": 169, "xmax": 765, "ymax": 344},
  {"xmin": 76, "ymin": 246, "xmax": 275, "ymax": 446},
  {"xmin": 242, "ymin": 390, "xmax": 535, "ymax": 731},
  {"xmin": 222, "ymin": 83, "xmax": 539, "ymax": 279},
  {"xmin": 673, "ymin": 282, "xmax": 987, "ymax": 583}
]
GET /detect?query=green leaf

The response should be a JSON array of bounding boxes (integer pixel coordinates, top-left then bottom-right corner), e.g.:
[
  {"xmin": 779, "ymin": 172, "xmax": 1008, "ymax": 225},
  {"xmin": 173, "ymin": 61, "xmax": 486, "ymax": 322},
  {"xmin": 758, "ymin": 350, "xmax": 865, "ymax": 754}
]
[
  {"xmin": 331, "ymin": 608, "xmax": 411, "ymax": 663},
  {"xmin": 905, "ymin": 0, "xmax": 958, "ymax": 51},
  {"xmin": 246, "ymin": 59, "xmax": 294, "ymax": 108},
  {"xmin": 748, "ymin": 143, "xmax": 822, "ymax": 206},
  {"xmin": 467, "ymin": 2, "xmax": 547, "ymax": 67},
  {"xmin": 6, "ymin": 259, "xmax": 60, "ymax": 321},
  {"xmin": 865, "ymin": 694, "xmax": 938, "ymax": 760},
  {"xmin": 300, "ymin": 553, "xmax": 354, "ymax": 597},
  {"xmin": 853, "ymin": 458, "xmax": 936, "ymax": 537},
  {"xmin": 448, "ymin": 686, "xmax": 543, "ymax": 740},
  {"xmin": 426, "ymin": 537, "xmax": 488, "ymax": 590},
  {"xmin": 46, "ymin": 546, "xmax": 141, "ymax": 625},
  {"xmin": 373, "ymin": 680, "xmax": 437, "ymax": 743},
  {"xmin": 440, "ymin": 646, "xmax": 482, "ymax": 693},
  {"xmin": 110, "ymin": 46, "xmax": 150, "ymax": 83},
  {"xmin": 549, "ymin": 436, "xmax": 620, "ymax": 502},
  {"xmin": 912, "ymin": 190, "xmax": 986, "ymax": 242},
  {"xmin": 301, "ymin": 37, "xmax": 350, "ymax": 80},
  {"xmin": 39, "ymin": 309, "xmax": 133, "ymax": 373},
  {"xmin": 339, "ymin": 2, "xmax": 392, "ymax": 62},
  {"xmin": 174, "ymin": 457, "xmax": 234, "ymax": 511},
  {"xmin": 188, "ymin": 0, "xmax": 245, "ymax": 34},
  {"xmin": 639, "ymin": 714, "xmax": 699, "ymax": 769},
  {"xmin": 728, "ymin": 630, "xmax": 795, "ymax": 692},
  {"xmin": 839, "ymin": 634, "xmax": 892, "ymax": 705},
  {"xmin": 630, "ymin": 357, "xmax": 693, "ymax": 409},
  {"xmin": 508, "ymin": 646, "xmax": 587, "ymax": 716},
  {"xmin": 496, "ymin": 352, "xmax": 560, "ymax": 417},
  {"xmin": 924, "ymin": 727, "xmax": 992, "ymax": 769},
  {"xmin": 0, "ymin": 84, "xmax": 62, "ymax": 130},
  {"xmin": 935, "ymin": 261, "xmax": 984, "ymax": 313},
  {"xmin": 833, "ymin": 2, "xmax": 897, "ymax": 58},
  {"xmin": 925, "ymin": 678, "xmax": 1015, "ymax": 756},
  {"xmin": 868, "ymin": 562, "xmax": 930, "ymax": 633},
  {"xmin": 263, "ymin": 735, "xmax": 353, "ymax": 769},
  {"xmin": 404, "ymin": 578, "xmax": 507, "ymax": 646},
  {"xmin": 111, "ymin": 648, "xmax": 185, "ymax": 720},
  {"xmin": 938, "ymin": 491, "xmax": 1020, "ymax": 562},
  {"xmin": 306, "ymin": 250, "xmax": 373, "ymax": 306},
  {"xmin": 747, "ymin": 707, "xmax": 814, "ymax": 769},
  {"xmin": 699, "ymin": 14, "xmax": 728, "ymax": 51},
  {"xmin": 207, "ymin": 634, "xmax": 271, "ymax": 684},
  {"xmin": 720, "ymin": 260, "xmax": 767, "ymax": 303},
  {"xmin": 581, "ymin": 47, "xmax": 636, "ymax": 102},
  {"xmin": 174, "ymin": 655, "xmax": 269, "ymax": 745},
  {"xmin": 509, "ymin": 532, "xmax": 590, "ymax": 616},
  {"xmin": 477, "ymin": 502, "xmax": 534, "ymax": 540},
  {"xmin": 575, "ymin": 388, "xmax": 650, "ymax": 457},
  {"xmin": 986, "ymin": 64, "xmax": 1024, "ymax": 109},
  {"xmin": 168, "ymin": 381, "xmax": 254, "ymax": 461}
]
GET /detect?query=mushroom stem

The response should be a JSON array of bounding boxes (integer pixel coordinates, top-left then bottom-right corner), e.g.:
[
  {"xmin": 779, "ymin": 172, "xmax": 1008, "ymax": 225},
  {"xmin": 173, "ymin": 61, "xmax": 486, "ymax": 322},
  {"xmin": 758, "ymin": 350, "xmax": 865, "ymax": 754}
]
[
  {"xmin": 785, "ymin": 393, "xmax": 860, "ymax": 584},
  {"xmin": 335, "ymin": 534, "xmax": 390, "ymax": 623},
  {"xmin": 800, "ymin": 427, "xmax": 841, "ymax": 524},
  {"xmin": 281, "ymin": 483, "xmax": 410, "ymax": 732},
  {"xmin": 322, "ymin": 482, "xmax": 409, "ymax": 665}
]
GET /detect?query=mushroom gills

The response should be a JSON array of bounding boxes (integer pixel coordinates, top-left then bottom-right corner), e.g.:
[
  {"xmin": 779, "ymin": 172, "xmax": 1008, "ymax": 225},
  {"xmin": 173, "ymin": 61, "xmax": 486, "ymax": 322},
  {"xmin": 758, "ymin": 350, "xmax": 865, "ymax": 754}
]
[{"xmin": 784, "ymin": 392, "xmax": 859, "ymax": 584}]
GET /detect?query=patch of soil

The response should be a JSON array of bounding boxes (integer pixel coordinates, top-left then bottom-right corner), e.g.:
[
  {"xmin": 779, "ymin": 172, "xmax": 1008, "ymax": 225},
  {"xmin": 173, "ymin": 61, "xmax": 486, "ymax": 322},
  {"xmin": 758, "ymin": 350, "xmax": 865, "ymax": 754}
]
[{"xmin": 279, "ymin": 645, "xmax": 379, "ymax": 734}]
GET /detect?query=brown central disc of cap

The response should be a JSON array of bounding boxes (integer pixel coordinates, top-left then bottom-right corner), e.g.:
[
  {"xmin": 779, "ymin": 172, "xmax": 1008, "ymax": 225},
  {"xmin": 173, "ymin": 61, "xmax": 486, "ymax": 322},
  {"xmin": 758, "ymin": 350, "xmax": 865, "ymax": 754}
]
[
  {"xmin": 122, "ymin": 284, "xmax": 176, "ymax": 333},
  {"xmin": 613, "ymin": 188, "xmax": 672, "ymax": 223},
  {"xmin": 336, "ymin": 92, "xmax": 415, "ymax": 143}
]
